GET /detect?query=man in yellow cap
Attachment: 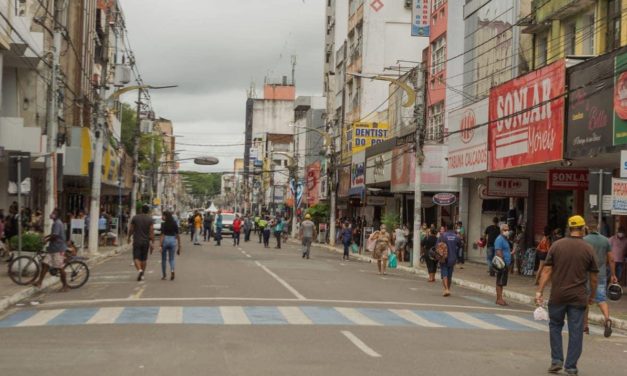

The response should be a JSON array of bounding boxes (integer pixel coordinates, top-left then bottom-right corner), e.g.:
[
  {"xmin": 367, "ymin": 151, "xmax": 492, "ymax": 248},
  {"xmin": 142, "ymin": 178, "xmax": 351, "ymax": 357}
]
[
  {"xmin": 299, "ymin": 213, "xmax": 316, "ymax": 259},
  {"xmin": 536, "ymin": 215, "xmax": 599, "ymax": 375}
]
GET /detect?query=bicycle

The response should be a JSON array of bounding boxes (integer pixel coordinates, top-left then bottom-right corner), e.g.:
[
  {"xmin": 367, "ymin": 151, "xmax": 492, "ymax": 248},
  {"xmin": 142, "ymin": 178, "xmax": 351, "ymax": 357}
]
[{"xmin": 7, "ymin": 249, "xmax": 90, "ymax": 289}]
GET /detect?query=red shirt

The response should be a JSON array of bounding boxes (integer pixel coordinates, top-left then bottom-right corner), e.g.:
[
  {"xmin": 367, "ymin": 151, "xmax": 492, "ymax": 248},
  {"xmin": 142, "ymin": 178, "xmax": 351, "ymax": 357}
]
[{"xmin": 233, "ymin": 218, "xmax": 242, "ymax": 233}]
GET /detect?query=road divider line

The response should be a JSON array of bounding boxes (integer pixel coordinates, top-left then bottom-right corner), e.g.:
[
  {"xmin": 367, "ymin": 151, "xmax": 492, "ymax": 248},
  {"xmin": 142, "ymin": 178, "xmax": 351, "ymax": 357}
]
[
  {"xmin": 336, "ymin": 307, "xmax": 381, "ymax": 326},
  {"xmin": 86, "ymin": 307, "xmax": 124, "ymax": 324},
  {"xmin": 16, "ymin": 309, "xmax": 64, "ymax": 327},
  {"xmin": 389, "ymin": 309, "xmax": 443, "ymax": 328},
  {"xmin": 277, "ymin": 307, "xmax": 313, "ymax": 325},
  {"xmin": 220, "ymin": 306, "xmax": 251, "ymax": 325},
  {"xmin": 156, "ymin": 307, "xmax": 183, "ymax": 324},
  {"xmin": 446, "ymin": 312, "xmax": 504, "ymax": 330},
  {"xmin": 254, "ymin": 261, "xmax": 306, "ymax": 300},
  {"xmin": 341, "ymin": 330, "xmax": 381, "ymax": 358}
]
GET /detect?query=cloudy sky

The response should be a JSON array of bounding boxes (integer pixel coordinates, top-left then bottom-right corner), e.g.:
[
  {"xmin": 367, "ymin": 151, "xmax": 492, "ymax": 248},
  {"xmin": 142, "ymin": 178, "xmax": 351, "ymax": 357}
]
[{"xmin": 120, "ymin": 0, "xmax": 325, "ymax": 172}]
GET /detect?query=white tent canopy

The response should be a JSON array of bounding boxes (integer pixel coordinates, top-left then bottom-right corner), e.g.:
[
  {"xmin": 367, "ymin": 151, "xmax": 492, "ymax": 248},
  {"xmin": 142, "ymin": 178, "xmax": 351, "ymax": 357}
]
[{"xmin": 206, "ymin": 203, "xmax": 218, "ymax": 213}]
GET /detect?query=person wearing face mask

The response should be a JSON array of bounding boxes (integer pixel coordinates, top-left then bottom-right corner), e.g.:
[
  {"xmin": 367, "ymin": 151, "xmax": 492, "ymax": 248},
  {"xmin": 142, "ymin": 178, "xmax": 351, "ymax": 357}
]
[
  {"xmin": 494, "ymin": 224, "xmax": 512, "ymax": 306},
  {"xmin": 609, "ymin": 227, "xmax": 627, "ymax": 285}
]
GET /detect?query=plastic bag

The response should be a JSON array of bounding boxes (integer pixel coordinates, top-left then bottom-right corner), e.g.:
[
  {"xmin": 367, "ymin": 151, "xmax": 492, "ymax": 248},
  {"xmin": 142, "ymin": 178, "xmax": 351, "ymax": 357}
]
[
  {"xmin": 388, "ymin": 253, "xmax": 398, "ymax": 268},
  {"xmin": 351, "ymin": 243, "xmax": 359, "ymax": 253},
  {"xmin": 533, "ymin": 306, "xmax": 549, "ymax": 321}
]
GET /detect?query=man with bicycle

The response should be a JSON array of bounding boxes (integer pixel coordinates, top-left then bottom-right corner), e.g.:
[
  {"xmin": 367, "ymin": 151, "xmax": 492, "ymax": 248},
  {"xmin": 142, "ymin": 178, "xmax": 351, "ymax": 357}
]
[{"xmin": 33, "ymin": 208, "xmax": 69, "ymax": 292}]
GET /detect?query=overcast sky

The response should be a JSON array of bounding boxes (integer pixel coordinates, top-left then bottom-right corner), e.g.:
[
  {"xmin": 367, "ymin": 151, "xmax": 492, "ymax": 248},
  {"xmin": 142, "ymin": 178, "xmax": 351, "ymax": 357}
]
[{"xmin": 120, "ymin": 0, "xmax": 325, "ymax": 172}]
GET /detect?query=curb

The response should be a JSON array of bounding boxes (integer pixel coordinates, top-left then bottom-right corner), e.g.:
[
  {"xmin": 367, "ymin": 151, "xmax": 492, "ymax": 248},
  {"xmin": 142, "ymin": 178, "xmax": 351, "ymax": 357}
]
[
  {"xmin": 0, "ymin": 245, "xmax": 130, "ymax": 313},
  {"xmin": 307, "ymin": 241, "xmax": 627, "ymax": 331}
]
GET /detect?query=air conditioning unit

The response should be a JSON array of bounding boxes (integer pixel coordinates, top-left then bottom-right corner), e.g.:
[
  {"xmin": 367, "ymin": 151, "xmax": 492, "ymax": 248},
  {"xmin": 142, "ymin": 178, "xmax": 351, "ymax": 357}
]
[
  {"xmin": 114, "ymin": 64, "xmax": 132, "ymax": 86},
  {"xmin": 404, "ymin": 0, "xmax": 412, "ymax": 9}
]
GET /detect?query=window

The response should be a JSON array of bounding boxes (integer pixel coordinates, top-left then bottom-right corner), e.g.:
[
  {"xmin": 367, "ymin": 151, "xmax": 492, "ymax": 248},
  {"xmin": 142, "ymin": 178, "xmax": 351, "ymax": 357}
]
[
  {"xmin": 432, "ymin": 0, "xmax": 446, "ymax": 12},
  {"xmin": 430, "ymin": 36, "xmax": 446, "ymax": 74},
  {"xmin": 537, "ymin": 35, "xmax": 548, "ymax": 68},
  {"xmin": 564, "ymin": 22, "xmax": 576, "ymax": 56},
  {"xmin": 426, "ymin": 102, "xmax": 444, "ymax": 143},
  {"xmin": 581, "ymin": 13, "xmax": 594, "ymax": 55},
  {"xmin": 607, "ymin": 0, "xmax": 621, "ymax": 51}
]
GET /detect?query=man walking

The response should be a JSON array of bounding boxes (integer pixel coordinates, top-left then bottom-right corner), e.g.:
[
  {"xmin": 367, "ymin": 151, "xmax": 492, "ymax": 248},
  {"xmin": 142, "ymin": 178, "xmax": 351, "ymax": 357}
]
[
  {"xmin": 214, "ymin": 210, "xmax": 223, "ymax": 246},
  {"xmin": 258, "ymin": 216, "xmax": 267, "ymax": 244},
  {"xmin": 274, "ymin": 216, "xmax": 284, "ymax": 249},
  {"xmin": 243, "ymin": 215, "xmax": 252, "ymax": 242},
  {"xmin": 484, "ymin": 217, "xmax": 500, "ymax": 276},
  {"xmin": 34, "ymin": 208, "xmax": 69, "ymax": 291},
  {"xmin": 193, "ymin": 211, "xmax": 202, "ymax": 245},
  {"xmin": 203, "ymin": 213, "xmax": 212, "ymax": 242},
  {"xmin": 608, "ymin": 227, "xmax": 627, "ymax": 285},
  {"xmin": 232, "ymin": 214, "xmax": 242, "ymax": 246},
  {"xmin": 437, "ymin": 223, "xmax": 461, "ymax": 297},
  {"xmin": 583, "ymin": 217, "xmax": 617, "ymax": 337},
  {"xmin": 536, "ymin": 215, "xmax": 599, "ymax": 375},
  {"xmin": 300, "ymin": 214, "xmax": 316, "ymax": 259},
  {"xmin": 494, "ymin": 224, "xmax": 512, "ymax": 306},
  {"xmin": 127, "ymin": 204, "xmax": 154, "ymax": 281}
]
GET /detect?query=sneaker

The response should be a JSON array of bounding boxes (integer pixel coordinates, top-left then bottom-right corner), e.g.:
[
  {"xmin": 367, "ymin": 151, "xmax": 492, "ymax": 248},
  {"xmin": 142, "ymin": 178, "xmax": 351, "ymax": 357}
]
[
  {"xmin": 548, "ymin": 362, "xmax": 563, "ymax": 374},
  {"xmin": 604, "ymin": 319, "xmax": 612, "ymax": 338},
  {"xmin": 565, "ymin": 368, "xmax": 578, "ymax": 375},
  {"xmin": 137, "ymin": 270, "xmax": 144, "ymax": 282}
]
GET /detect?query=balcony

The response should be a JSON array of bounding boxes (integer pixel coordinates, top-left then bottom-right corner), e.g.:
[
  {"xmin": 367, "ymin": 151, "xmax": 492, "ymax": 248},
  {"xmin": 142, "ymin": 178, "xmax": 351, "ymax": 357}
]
[{"xmin": 4, "ymin": 16, "xmax": 44, "ymax": 68}]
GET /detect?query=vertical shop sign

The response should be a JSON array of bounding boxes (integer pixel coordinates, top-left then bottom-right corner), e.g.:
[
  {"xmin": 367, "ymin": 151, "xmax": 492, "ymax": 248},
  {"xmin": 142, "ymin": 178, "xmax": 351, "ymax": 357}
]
[{"xmin": 411, "ymin": 0, "xmax": 430, "ymax": 37}]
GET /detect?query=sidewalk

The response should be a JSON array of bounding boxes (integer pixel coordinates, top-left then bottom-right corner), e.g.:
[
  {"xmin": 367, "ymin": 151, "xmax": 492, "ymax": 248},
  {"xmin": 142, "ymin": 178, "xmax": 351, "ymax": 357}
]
[
  {"xmin": 310, "ymin": 241, "xmax": 627, "ymax": 330},
  {"xmin": 0, "ymin": 245, "xmax": 130, "ymax": 313}
]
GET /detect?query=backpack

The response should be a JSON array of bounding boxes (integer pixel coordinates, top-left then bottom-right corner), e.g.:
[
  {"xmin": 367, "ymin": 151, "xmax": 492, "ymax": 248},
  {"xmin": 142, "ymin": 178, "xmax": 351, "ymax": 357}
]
[{"xmin": 435, "ymin": 240, "xmax": 448, "ymax": 264}]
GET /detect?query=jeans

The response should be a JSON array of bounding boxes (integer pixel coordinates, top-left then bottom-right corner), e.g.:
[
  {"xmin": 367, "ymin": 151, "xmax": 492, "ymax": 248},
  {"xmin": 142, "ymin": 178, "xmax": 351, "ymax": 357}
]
[
  {"xmin": 486, "ymin": 246, "xmax": 495, "ymax": 272},
  {"xmin": 302, "ymin": 237, "xmax": 313, "ymax": 258},
  {"xmin": 233, "ymin": 232, "xmax": 240, "ymax": 245},
  {"xmin": 548, "ymin": 303, "xmax": 586, "ymax": 371},
  {"xmin": 263, "ymin": 229, "xmax": 271, "ymax": 247},
  {"xmin": 258, "ymin": 229, "xmax": 263, "ymax": 243},
  {"xmin": 161, "ymin": 236, "xmax": 177, "ymax": 276},
  {"xmin": 244, "ymin": 229, "xmax": 251, "ymax": 242},
  {"xmin": 274, "ymin": 231, "xmax": 281, "ymax": 248},
  {"xmin": 203, "ymin": 226, "xmax": 211, "ymax": 241},
  {"xmin": 215, "ymin": 227, "xmax": 222, "ymax": 245},
  {"xmin": 193, "ymin": 228, "xmax": 201, "ymax": 244},
  {"xmin": 616, "ymin": 262, "xmax": 624, "ymax": 283}
]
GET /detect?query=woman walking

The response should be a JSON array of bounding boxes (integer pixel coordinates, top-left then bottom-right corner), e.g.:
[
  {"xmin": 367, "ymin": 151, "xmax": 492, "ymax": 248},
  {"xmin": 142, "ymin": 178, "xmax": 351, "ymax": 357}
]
[
  {"xmin": 421, "ymin": 228, "xmax": 439, "ymax": 282},
  {"xmin": 370, "ymin": 224, "xmax": 392, "ymax": 275},
  {"xmin": 160, "ymin": 211, "xmax": 181, "ymax": 280},
  {"xmin": 394, "ymin": 225, "xmax": 407, "ymax": 263},
  {"xmin": 534, "ymin": 226, "xmax": 551, "ymax": 285}
]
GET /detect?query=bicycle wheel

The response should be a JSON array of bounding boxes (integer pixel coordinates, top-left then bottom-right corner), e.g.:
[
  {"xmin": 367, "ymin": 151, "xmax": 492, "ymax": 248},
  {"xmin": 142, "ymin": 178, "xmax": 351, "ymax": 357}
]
[
  {"xmin": 8, "ymin": 256, "xmax": 40, "ymax": 285},
  {"xmin": 64, "ymin": 260, "xmax": 89, "ymax": 289}
]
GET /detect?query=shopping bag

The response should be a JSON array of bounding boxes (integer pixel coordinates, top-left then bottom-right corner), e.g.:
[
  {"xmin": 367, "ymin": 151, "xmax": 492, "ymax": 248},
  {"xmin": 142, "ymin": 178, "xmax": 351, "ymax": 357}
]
[
  {"xmin": 533, "ymin": 306, "xmax": 549, "ymax": 321},
  {"xmin": 388, "ymin": 253, "xmax": 398, "ymax": 269},
  {"xmin": 351, "ymin": 243, "xmax": 359, "ymax": 253}
]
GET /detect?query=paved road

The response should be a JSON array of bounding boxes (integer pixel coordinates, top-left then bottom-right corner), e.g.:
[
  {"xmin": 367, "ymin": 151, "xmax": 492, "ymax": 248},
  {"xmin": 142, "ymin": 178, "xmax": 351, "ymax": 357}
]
[{"xmin": 1, "ymin": 234, "xmax": 625, "ymax": 375}]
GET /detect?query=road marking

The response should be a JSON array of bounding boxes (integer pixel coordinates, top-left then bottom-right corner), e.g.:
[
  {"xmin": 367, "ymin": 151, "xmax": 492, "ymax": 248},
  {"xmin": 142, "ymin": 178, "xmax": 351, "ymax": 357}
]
[
  {"xmin": 335, "ymin": 307, "xmax": 381, "ymax": 326},
  {"xmin": 156, "ymin": 307, "xmax": 183, "ymax": 324},
  {"xmin": 341, "ymin": 330, "xmax": 381, "ymax": 358},
  {"xmin": 16, "ymin": 309, "xmax": 64, "ymax": 327},
  {"xmin": 496, "ymin": 314, "xmax": 549, "ymax": 332},
  {"xmin": 277, "ymin": 307, "xmax": 313, "ymax": 325},
  {"xmin": 128, "ymin": 285, "xmax": 146, "ymax": 300},
  {"xmin": 86, "ymin": 307, "xmax": 124, "ymax": 324},
  {"xmin": 446, "ymin": 312, "xmax": 504, "ymax": 330},
  {"xmin": 246, "ymin": 254, "xmax": 252, "ymax": 258},
  {"xmin": 220, "ymin": 306, "xmax": 251, "ymax": 325},
  {"xmin": 388, "ymin": 309, "xmax": 443, "ymax": 328},
  {"xmin": 254, "ymin": 261, "xmax": 306, "ymax": 300}
]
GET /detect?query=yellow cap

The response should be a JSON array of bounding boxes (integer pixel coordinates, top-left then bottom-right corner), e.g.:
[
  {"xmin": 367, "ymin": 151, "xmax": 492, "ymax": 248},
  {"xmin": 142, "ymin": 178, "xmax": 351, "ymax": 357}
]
[
  {"xmin": 305, "ymin": 213, "xmax": 311, "ymax": 220},
  {"xmin": 568, "ymin": 215, "xmax": 586, "ymax": 228}
]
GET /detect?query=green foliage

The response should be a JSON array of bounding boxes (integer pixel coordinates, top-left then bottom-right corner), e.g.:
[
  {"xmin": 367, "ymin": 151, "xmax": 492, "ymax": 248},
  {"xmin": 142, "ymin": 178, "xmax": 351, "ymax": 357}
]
[
  {"xmin": 382, "ymin": 213, "xmax": 400, "ymax": 231},
  {"xmin": 138, "ymin": 133, "xmax": 164, "ymax": 173},
  {"xmin": 9, "ymin": 232, "xmax": 44, "ymax": 253},
  {"xmin": 179, "ymin": 171, "xmax": 222, "ymax": 199},
  {"xmin": 120, "ymin": 103, "xmax": 137, "ymax": 154},
  {"xmin": 306, "ymin": 204, "xmax": 329, "ymax": 224}
]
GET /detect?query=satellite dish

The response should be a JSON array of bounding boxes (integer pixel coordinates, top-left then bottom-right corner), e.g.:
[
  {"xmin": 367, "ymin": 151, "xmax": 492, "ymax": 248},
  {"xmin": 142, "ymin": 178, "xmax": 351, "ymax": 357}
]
[{"xmin": 193, "ymin": 156, "xmax": 219, "ymax": 165}]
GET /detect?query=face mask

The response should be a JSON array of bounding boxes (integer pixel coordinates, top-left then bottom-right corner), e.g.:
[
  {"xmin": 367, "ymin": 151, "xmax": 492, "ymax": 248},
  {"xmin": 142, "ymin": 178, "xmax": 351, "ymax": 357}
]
[{"xmin": 618, "ymin": 233, "xmax": 625, "ymax": 238}]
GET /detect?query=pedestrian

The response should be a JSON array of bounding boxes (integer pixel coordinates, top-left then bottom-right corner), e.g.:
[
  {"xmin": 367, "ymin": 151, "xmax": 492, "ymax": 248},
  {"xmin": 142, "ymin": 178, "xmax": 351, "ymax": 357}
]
[
  {"xmin": 484, "ymin": 216, "xmax": 500, "ymax": 276},
  {"xmin": 512, "ymin": 225, "xmax": 525, "ymax": 275},
  {"xmin": 33, "ymin": 208, "xmax": 69, "ymax": 291},
  {"xmin": 258, "ymin": 216, "xmax": 267, "ymax": 244},
  {"xmin": 608, "ymin": 227, "xmax": 627, "ymax": 285},
  {"xmin": 127, "ymin": 204, "xmax": 154, "ymax": 281},
  {"xmin": 203, "ymin": 213, "xmax": 212, "ymax": 242},
  {"xmin": 160, "ymin": 211, "xmax": 181, "ymax": 281},
  {"xmin": 393, "ymin": 224, "xmax": 407, "ymax": 263},
  {"xmin": 536, "ymin": 215, "xmax": 599, "ymax": 375},
  {"xmin": 98, "ymin": 213, "xmax": 108, "ymax": 241},
  {"xmin": 274, "ymin": 216, "xmax": 284, "ymax": 249},
  {"xmin": 535, "ymin": 226, "xmax": 552, "ymax": 285},
  {"xmin": 456, "ymin": 221, "xmax": 466, "ymax": 266},
  {"xmin": 193, "ymin": 211, "xmax": 202, "ymax": 245},
  {"xmin": 262, "ymin": 216, "xmax": 271, "ymax": 248},
  {"xmin": 494, "ymin": 223, "xmax": 512, "ymax": 306},
  {"xmin": 583, "ymin": 217, "xmax": 617, "ymax": 337},
  {"xmin": 232, "ymin": 214, "xmax": 242, "ymax": 246},
  {"xmin": 421, "ymin": 228, "xmax": 439, "ymax": 282},
  {"xmin": 340, "ymin": 222, "xmax": 352, "ymax": 260},
  {"xmin": 244, "ymin": 215, "xmax": 252, "ymax": 242},
  {"xmin": 300, "ymin": 214, "xmax": 316, "ymax": 259},
  {"xmin": 187, "ymin": 214, "xmax": 194, "ymax": 241},
  {"xmin": 214, "ymin": 210, "xmax": 223, "ymax": 246},
  {"xmin": 437, "ymin": 223, "xmax": 462, "ymax": 297},
  {"xmin": 370, "ymin": 224, "xmax": 391, "ymax": 275}
]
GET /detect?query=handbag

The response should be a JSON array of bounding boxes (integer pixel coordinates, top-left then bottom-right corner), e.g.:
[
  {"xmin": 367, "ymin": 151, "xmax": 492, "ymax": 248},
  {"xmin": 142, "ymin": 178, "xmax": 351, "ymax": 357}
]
[{"xmin": 351, "ymin": 243, "xmax": 359, "ymax": 253}]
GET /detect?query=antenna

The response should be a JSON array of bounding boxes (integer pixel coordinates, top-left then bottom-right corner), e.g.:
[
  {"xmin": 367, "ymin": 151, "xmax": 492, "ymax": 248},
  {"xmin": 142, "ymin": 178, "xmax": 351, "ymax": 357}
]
[{"xmin": 291, "ymin": 55, "xmax": 297, "ymax": 86}]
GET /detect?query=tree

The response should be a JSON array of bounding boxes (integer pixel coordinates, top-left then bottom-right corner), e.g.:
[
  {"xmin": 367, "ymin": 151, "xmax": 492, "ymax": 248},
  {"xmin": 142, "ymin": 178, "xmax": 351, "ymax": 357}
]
[
  {"xmin": 120, "ymin": 103, "xmax": 137, "ymax": 154},
  {"xmin": 179, "ymin": 171, "xmax": 222, "ymax": 205}
]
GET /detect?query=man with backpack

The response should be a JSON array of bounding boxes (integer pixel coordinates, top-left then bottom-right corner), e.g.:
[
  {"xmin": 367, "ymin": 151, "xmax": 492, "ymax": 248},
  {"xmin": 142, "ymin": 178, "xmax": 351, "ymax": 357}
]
[{"xmin": 436, "ymin": 223, "xmax": 462, "ymax": 297}]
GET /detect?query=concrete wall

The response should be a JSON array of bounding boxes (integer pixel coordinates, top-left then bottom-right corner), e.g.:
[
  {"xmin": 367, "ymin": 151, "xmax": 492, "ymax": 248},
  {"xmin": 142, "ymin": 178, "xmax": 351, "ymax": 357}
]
[{"xmin": 252, "ymin": 99, "xmax": 294, "ymax": 136}]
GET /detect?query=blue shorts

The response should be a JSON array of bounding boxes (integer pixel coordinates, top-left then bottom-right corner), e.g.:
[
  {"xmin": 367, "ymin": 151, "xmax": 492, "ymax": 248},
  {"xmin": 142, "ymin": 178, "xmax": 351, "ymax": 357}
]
[
  {"xmin": 594, "ymin": 278, "xmax": 607, "ymax": 303},
  {"xmin": 440, "ymin": 264, "xmax": 454, "ymax": 280}
]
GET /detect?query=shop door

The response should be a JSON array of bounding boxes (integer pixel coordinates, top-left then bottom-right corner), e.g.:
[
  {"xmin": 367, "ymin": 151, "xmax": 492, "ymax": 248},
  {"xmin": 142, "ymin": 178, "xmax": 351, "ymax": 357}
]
[{"xmin": 548, "ymin": 190, "xmax": 574, "ymax": 234}]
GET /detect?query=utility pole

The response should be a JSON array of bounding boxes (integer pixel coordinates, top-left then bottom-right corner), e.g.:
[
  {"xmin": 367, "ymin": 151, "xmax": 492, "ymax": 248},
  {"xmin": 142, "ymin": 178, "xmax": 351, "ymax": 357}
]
[
  {"xmin": 412, "ymin": 64, "xmax": 425, "ymax": 267},
  {"xmin": 44, "ymin": 0, "xmax": 64, "ymax": 231},
  {"xmin": 87, "ymin": 5, "xmax": 109, "ymax": 253},
  {"xmin": 129, "ymin": 88, "xmax": 142, "ymax": 219},
  {"xmin": 328, "ymin": 126, "xmax": 336, "ymax": 246}
]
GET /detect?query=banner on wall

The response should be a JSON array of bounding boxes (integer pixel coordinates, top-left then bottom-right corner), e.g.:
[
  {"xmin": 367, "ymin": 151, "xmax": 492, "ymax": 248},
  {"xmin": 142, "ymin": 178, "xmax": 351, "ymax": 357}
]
[
  {"xmin": 611, "ymin": 178, "xmax": 627, "ymax": 215},
  {"xmin": 487, "ymin": 177, "xmax": 529, "ymax": 197},
  {"xmin": 306, "ymin": 161, "xmax": 321, "ymax": 206},
  {"xmin": 489, "ymin": 60, "xmax": 566, "ymax": 171},
  {"xmin": 411, "ymin": 0, "xmax": 430, "ymax": 37},
  {"xmin": 391, "ymin": 144, "xmax": 415, "ymax": 192},
  {"xmin": 448, "ymin": 98, "xmax": 488, "ymax": 175},
  {"xmin": 349, "ymin": 151, "xmax": 366, "ymax": 196},
  {"xmin": 350, "ymin": 122, "xmax": 389, "ymax": 155}
]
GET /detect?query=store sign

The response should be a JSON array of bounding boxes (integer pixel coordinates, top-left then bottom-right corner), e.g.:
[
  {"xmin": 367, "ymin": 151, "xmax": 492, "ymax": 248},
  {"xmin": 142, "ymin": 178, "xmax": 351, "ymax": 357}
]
[
  {"xmin": 411, "ymin": 0, "xmax": 430, "ymax": 37},
  {"xmin": 614, "ymin": 51, "xmax": 627, "ymax": 145},
  {"xmin": 422, "ymin": 145, "xmax": 459, "ymax": 192},
  {"xmin": 306, "ymin": 161, "xmax": 321, "ymax": 206},
  {"xmin": 366, "ymin": 151, "xmax": 392, "ymax": 184},
  {"xmin": 391, "ymin": 144, "xmax": 415, "ymax": 193},
  {"xmin": 489, "ymin": 60, "xmax": 565, "ymax": 171},
  {"xmin": 448, "ymin": 98, "xmax": 488, "ymax": 175},
  {"xmin": 349, "ymin": 151, "xmax": 366, "ymax": 195},
  {"xmin": 547, "ymin": 169, "xmax": 589, "ymax": 190},
  {"xmin": 366, "ymin": 196, "xmax": 386, "ymax": 206},
  {"xmin": 432, "ymin": 193, "xmax": 457, "ymax": 206},
  {"xmin": 622, "ymin": 150, "xmax": 627, "ymax": 178},
  {"xmin": 350, "ymin": 122, "xmax": 389, "ymax": 155},
  {"xmin": 611, "ymin": 178, "xmax": 627, "ymax": 215},
  {"xmin": 486, "ymin": 177, "xmax": 529, "ymax": 197}
]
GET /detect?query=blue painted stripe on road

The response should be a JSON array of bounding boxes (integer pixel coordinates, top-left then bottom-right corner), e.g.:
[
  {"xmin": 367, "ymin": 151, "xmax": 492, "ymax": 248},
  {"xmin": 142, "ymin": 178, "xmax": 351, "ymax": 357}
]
[
  {"xmin": 0, "ymin": 310, "xmax": 37, "ymax": 328},
  {"xmin": 414, "ymin": 310, "xmax": 476, "ymax": 329},
  {"xmin": 47, "ymin": 308, "xmax": 98, "ymax": 326},
  {"xmin": 115, "ymin": 307, "xmax": 159, "ymax": 324},
  {"xmin": 300, "ymin": 307, "xmax": 354, "ymax": 325},
  {"xmin": 469, "ymin": 312, "xmax": 534, "ymax": 332},
  {"xmin": 244, "ymin": 306, "xmax": 288, "ymax": 325},
  {"xmin": 183, "ymin": 307, "xmax": 223, "ymax": 324},
  {"xmin": 358, "ymin": 308, "xmax": 412, "ymax": 326}
]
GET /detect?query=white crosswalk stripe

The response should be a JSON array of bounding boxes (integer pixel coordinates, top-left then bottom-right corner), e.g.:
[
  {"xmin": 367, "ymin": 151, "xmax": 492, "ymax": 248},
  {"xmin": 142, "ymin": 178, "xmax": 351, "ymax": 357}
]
[
  {"xmin": 388, "ymin": 309, "xmax": 443, "ymax": 328},
  {"xmin": 336, "ymin": 307, "xmax": 381, "ymax": 326},
  {"xmin": 16, "ymin": 309, "xmax": 64, "ymax": 327},
  {"xmin": 446, "ymin": 312, "xmax": 505, "ymax": 330},
  {"xmin": 86, "ymin": 307, "xmax": 124, "ymax": 324},
  {"xmin": 496, "ymin": 314, "xmax": 549, "ymax": 332},
  {"xmin": 220, "ymin": 306, "xmax": 251, "ymax": 325},
  {"xmin": 156, "ymin": 307, "xmax": 183, "ymax": 324},
  {"xmin": 277, "ymin": 306, "xmax": 313, "ymax": 325}
]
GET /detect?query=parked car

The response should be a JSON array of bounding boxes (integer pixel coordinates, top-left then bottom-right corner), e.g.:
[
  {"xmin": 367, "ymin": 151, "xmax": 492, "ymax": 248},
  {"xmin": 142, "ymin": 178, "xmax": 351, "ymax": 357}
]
[{"xmin": 152, "ymin": 215, "xmax": 162, "ymax": 236}]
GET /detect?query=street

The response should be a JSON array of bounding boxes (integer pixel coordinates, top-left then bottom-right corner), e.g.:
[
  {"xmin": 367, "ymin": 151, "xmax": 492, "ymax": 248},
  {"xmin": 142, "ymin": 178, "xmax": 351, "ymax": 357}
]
[{"xmin": 1, "ymin": 236, "xmax": 625, "ymax": 376}]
